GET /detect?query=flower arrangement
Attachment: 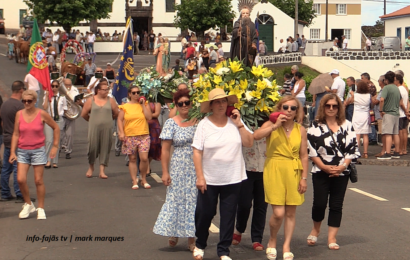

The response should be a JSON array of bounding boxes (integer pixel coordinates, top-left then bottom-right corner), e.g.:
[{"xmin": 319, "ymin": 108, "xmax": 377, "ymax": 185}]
[
  {"xmin": 189, "ymin": 59, "xmax": 280, "ymax": 128},
  {"xmin": 159, "ymin": 69, "xmax": 191, "ymax": 102},
  {"xmin": 131, "ymin": 66, "xmax": 163, "ymax": 103}
]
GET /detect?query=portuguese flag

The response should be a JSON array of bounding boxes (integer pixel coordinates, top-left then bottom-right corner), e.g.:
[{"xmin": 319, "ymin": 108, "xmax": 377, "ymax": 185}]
[{"xmin": 27, "ymin": 18, "xmax": 52, "ymax": 101}]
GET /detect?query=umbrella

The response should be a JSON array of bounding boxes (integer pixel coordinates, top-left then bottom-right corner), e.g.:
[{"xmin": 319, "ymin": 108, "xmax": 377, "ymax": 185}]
[
  {"xmin": 205, "ymin": 43, "xmax": 218, "ymax": 49},
  {"xmin": 308, "ymin": 73, "xmax": 333, "ymax": 95}
]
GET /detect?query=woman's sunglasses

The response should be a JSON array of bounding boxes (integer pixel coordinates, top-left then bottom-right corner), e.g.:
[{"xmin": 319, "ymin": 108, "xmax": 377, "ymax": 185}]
[
  {"xmin": 325, "ymin": 104, "xmax": 339, "ymax": 109},
  {"xmin": 177, "ymin": 101, "xmax": 191, "ymax": 107},
  {"xmin": 22, "ymin": 99, "xmax": 33, "ymax": 104},
  {"xmin": 131, "ymin": 91, "xmax": 141, "ymax": 95},
  {"xmin": 282, "ymin": 105, "xmax": 298, "ymax": 111},
  {"xmin": 52, "ymin": 85, "xmax": 59, "ymax": 88}
]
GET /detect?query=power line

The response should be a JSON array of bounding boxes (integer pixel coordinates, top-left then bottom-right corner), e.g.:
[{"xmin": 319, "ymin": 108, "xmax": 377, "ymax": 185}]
[{"xmin": 362, "ymin": 0, "xmax": 409, "ymax": 4}]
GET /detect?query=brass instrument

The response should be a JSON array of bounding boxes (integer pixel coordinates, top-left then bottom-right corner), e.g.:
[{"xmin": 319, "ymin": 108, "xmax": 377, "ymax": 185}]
[{"xmin": 56, "ymin": 77, "xmax": 92, "ymax": 120}]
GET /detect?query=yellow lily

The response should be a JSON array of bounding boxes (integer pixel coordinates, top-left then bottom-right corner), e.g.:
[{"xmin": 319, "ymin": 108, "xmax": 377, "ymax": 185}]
[
  {"xmin": 267, "ymin": 91, "xmax": 280, "ymax": 103},
  {"xmin": 230, "ymin": 61, "xmax": 244, "ymax": 74},
  {"xmin": 251, "ymin": 65, "xmax": 264, "ymax": 78},
  {"xmin": 255, "ymin": 99, "xmax": 270, "ymax": 113},
  {"xmin": 256, "ymin": 79, "xmax": 267, "ymax": 91},
  {"xmin": 229, "ymin": 86, "xmax": 244, "ymax": 99},
  {"xmin": 250, "ymin": 90, "xmax": 262, "ymax": 99},
  {"xmin": 239, "ymin": 79, "xmax": 248, "ymax": 90},
  {"xmin": 262, "ymin": 68, "xmax": 274, "ymax": 78},
  {"xmin": 234, "ymin": 99, "xmax": 245, "ymax": 110},
  {"xmin": 213, "ymin": 75, "xmax": 223, "ymax": 85}
]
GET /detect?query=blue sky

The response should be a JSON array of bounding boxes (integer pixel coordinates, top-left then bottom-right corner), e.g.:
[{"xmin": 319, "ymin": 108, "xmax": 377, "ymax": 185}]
[{"xmin": 362, "ymin": 0, "xmax": 409, "ymax": 25}]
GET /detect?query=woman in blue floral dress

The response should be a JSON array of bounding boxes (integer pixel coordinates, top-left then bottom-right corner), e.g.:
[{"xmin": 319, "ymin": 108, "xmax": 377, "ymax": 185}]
[{"xmin": 153, "ymin": 89, "xmax": 197, "ymax": 251}]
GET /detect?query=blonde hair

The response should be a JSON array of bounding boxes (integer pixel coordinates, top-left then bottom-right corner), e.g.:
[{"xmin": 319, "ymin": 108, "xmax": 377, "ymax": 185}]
[
  {"xmin": 274, "ymin": 96, "xmax": 304, "ymax": 123},
  {"xmin": 22, "ymin": 90, "xmax": 38, "ymax": 101}
]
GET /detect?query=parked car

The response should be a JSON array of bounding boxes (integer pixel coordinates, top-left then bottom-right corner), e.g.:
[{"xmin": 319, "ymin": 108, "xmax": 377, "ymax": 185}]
[
  {"xmin": 372, "ymin": 36, "xmax": 402, "ymax": 51},
  {"xmin": 0, "ymin": 13, "xmax": 5, "ymax": 34},
  {"xmin": 22, "ymin": 16, "xmax": 34, "ymax": 28}
]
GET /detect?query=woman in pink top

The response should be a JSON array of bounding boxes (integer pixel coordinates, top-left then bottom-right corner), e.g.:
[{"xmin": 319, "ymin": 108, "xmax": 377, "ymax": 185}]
[{"xmin": 9, "ymin": 90, "xmax": 60, "ymax": 220}]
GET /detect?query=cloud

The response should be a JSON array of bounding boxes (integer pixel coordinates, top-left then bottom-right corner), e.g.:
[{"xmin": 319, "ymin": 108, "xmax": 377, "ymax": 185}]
[{"xmin": 362, "ymin": 1, "xmax": 409, "ymax": 25}]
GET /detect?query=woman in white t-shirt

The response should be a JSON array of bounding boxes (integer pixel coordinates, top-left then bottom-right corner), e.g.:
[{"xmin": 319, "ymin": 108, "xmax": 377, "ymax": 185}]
[
  {"xmin": 291, "ymin": 71, "xmax": 306, "ymax": 106},
  {"xmin": 192, "ymin": 88, "xmax": 253, "ymax": 260}
]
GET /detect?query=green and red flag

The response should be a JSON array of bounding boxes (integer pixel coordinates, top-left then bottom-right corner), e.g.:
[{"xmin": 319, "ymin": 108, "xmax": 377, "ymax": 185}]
[{"xmin": 27, "ymin": 18, "xmax": 52, "ymax": 100}]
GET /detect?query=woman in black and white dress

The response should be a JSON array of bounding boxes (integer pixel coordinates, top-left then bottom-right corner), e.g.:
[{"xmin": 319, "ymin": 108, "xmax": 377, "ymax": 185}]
[{"xmin": 306, "ymin": 94, "xmax": 359, "ymax": 251}]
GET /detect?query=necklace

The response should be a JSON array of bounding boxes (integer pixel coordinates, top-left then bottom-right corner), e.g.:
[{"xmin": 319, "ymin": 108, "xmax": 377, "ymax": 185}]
[{"xmin": 282, "ymin": 124, "xmax": 293, "ymax": 132}]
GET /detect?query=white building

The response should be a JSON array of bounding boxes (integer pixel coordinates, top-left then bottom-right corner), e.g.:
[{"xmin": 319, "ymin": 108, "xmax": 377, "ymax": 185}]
[
  {"xmin": 302, "ymin": 0, "xmax": 362, "ymax": 49},
  {"xmin": 380, "ymin": 5, "xmax": 410, "ymax": 50}
]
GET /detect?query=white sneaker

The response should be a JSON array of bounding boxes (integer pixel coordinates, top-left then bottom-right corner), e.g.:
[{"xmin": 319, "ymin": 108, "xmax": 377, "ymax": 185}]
[
  {"xmin": 37, "ymin": 208, "xmax": 47, "ymax": 220},
  {"xmin": 19, "ymin": 202, "xmax": 36, "ymax": 219}
]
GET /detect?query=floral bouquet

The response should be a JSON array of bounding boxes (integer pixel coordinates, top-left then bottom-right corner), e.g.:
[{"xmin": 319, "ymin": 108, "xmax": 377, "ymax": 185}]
[
  {"xmin": 189, "ymin": 59, "xmax": 280, "ymax": 129},
  {"xmin": 159, "ymin": 69, "xmax": 192, "ymax": 103},
  {"xmin": 132, "ymin": 66, "xmax": 163, "ymax": 103}
]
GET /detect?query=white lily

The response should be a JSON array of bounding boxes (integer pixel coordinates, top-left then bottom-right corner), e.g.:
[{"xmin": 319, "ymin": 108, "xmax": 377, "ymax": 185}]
[
  {"xmin": 245, "ymin": 91, "xmax": 253, "ymax": 102},
  {"xmin": 216, "ymin": 67, "xmax": 230, "ymax": 75}
]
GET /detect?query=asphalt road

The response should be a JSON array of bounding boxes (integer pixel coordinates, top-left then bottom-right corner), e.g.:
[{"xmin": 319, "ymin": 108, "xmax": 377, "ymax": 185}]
[{"xmin": 1, "ymin": 43, "xmax": 410, "ymax": 260}]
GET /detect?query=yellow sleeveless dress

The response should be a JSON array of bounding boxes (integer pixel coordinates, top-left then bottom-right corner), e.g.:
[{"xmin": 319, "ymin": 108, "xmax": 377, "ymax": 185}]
[{"xmin": 264, "ymin": 123, "xmax": 304, "ymax": 205}]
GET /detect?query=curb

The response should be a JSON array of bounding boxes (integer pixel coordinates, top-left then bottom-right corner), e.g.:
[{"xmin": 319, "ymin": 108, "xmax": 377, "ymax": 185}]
[{"xmin": 358, "ymin": 158, "xmax": 410, "ymax": 167}]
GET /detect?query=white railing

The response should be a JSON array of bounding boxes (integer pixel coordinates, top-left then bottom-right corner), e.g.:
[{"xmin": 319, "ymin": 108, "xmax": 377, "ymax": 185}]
[{"xmin": 259, "ymin": 52, "xmax": 302, "ymax": 65}]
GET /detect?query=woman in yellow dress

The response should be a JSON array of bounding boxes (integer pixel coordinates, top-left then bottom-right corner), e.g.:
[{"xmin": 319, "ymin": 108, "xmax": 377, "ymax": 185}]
[{"xmin": 254, "ymin": 96, "xmax": 308, "ymax": 260}]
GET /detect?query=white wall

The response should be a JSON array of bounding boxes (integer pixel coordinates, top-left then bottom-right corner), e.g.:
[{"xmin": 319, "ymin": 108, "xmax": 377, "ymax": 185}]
[
  {"xmin": 384, "ymin": 16, "xmax": 410, "ymax": 50},
  {"xmin": 1, "ymin": 1, "xmax": 30, "ymax": 30}
]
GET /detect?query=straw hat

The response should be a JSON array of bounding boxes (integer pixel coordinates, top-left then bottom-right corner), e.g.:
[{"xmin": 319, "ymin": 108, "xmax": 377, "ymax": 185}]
[{"xmin": 200, "ymin": 88, "xmax": 238, "ymax": 113}]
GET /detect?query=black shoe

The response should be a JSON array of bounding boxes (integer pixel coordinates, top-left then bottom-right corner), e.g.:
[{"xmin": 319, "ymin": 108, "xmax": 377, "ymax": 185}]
[
  {"xmin": 377, "ymin": 153, "xmax": 392, "ymax": 160},
  {"xmin": 0, "ymin": 196, "xmax": 16, "ymax": 202},
  {"xmin": 369, "ymin": 140, "xmax": 378, "ymax": 145},
  {"xmin": 15, "ymin": 196, "xmax": 36, "ymax": 203},
  {"xmin": 45, "ymin": 165, "xmax": 51, "ymax": 169},
  {"xmin": 391, "ymin": 152, "xmax": 401, "ymax": 159},
  {"xmin": 66, "ymin": 153, "xmax": 71, "ymax": 159},
  {"xmin": 126, "ymin": 161, "xmax": 129, "ymax": 166},
  {"xmin": 115, "ymin": 151, "xmax": 121, "ymax": 157}
]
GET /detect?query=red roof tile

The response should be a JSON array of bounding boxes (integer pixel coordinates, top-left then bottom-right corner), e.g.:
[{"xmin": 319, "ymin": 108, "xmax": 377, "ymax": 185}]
[{"xmin": 380, "ymin": 5, "xmax": 410, "ymax": 19}]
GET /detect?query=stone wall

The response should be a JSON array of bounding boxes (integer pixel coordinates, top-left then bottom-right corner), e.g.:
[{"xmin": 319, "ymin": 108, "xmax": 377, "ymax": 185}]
[
  {"xmin": 259, "ymin": 52, "xmax": 301, "ymax": 65},
  {"xmin": 326, "ymin": 51, "xmax": 410, "ymax": 60}
]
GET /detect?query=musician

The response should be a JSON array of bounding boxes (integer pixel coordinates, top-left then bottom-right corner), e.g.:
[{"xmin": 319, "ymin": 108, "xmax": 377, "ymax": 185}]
[
  {"xmin": 186, "ymin": 54, "xmax": 198, "ymax": 80},
  {"xmin": 87, "ymin": 67, "xmax": 109, "ymax": 94},
  {"xmin": 43, "ymin": 80, "xmax": 68, "ymax": 168},
  {"xmin": 61, "ymin": 78, "xmax": 80, "ymax": 160},
  {"xmin": 230, "ymin": 7, "xmax": 258, "ymax": 67}
]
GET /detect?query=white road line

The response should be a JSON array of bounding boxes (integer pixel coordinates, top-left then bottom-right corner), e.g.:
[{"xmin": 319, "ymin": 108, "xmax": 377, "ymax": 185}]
[
  {"xmin": 402, "ymin": 208, "xmax": 410, "ymax": 212},
  {"xmin": 0, "ymin": 53, "xmax": 6, "ymax": 56},
  {"xmin": 150, "ymin": 173, "xmax": 163, "ymax": 183},
  {"xmin": 209, "ymin": 223, "xmax": 220, "ymax": 233},
  {"xmin": 349, "ymin": 188, "xmax": 388, "ymax": 201}
]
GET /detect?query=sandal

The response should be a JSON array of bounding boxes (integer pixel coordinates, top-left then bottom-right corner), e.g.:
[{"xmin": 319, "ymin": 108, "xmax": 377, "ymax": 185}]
[
  {"xmin": 193, "ymin": 247, "xmax": 204, "ymax": 260},
  {"xmin": 168, "ymin": 237, "xmax": 178, "ymax": 247},
  {"xmin": 266, "ymin": 247, "xmax": 277, "ymax": 260},
  {"xmin": 142, "ymin": 182, "xmax": 151, "ymax": 189},
  {"xmin": 252, "ymin": 242, "xmax": 264, "ymax": 251},
  {"xmin": 132, "ymin": 184, "xmax": 139, "ymax": 190},
  {"xmin": 307, "ymin": 235, "xmax": 318, "ymax": 246},
  {"xmin": 328, "ymin": 243, "xmax": 340, "ymax": 250},
  {"xmin": 283, "ymin": 252, "xmax": 294, "ymax": 260},
  {"xmin": 232, "ymin": 233, "xmax": 241, "ymax": 245}
]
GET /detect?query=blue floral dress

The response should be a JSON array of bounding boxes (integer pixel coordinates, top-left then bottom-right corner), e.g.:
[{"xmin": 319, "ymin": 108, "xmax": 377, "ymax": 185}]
[{"xmin": 153, "ymin": 119, "xmax": 197, "ymax": 237}]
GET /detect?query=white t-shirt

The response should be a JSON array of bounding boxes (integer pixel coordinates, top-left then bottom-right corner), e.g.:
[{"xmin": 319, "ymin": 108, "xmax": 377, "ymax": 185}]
[
  {"xmin": 43, "ymin": 93, "xmax": 68, "ymax": 117},
  {"xmin": 87, "ymin": 76, "xmax": 109, "ymax": 93},
  {"xmin": 52, "ymin": 34, "xmax": 59, "ymax": 42},
  {"xmin": 192, "ymin": 117, "xmax": 250, "ymax": 186},
  {"xmin": 366, "ymin": 39, "xmax": 371, "ymax": 47},
  {"xmin": 87, "ymin": 34, "xmax": 96, "ymax": 43},
  {"xmin": 343, "ymin": 39, "xmax": 348, "ymax": 49},
  {"xmin": 398, "ymin": 85, "xmax": 408, "ymax": 118},
  {"xmin": 331, "ymin": 76, "xmax": 346, "ymax": 101},
  {"xmin": 24, "ymin": 74, "xmax": 40, "ymax": 92},
  {"xmin": 280, "ymin": 42, "xmax": 287, "ymax": 52}
]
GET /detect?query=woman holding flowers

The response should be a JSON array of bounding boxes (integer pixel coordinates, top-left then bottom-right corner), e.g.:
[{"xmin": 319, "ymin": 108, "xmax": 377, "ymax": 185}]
[
  {"xmin": 153, "ymin": 89, "xmax": 197, "ymax": 251},
  {"xmin": 192, "ymin": 88, "xmax": 253, "ymax": 260},
  {"xmin": 254, "ymin": 96, "xmax": 308, "ymax": 260}
]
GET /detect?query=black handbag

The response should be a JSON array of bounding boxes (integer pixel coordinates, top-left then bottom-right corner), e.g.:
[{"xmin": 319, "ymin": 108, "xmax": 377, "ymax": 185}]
[{"xmin": 325, "ymin": 123, "xmax": 358, "ymax": 183}]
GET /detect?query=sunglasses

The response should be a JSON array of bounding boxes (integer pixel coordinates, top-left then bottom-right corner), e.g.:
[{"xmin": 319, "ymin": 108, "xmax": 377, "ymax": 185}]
[
  {"xmin": 177, "ymin": 101, "xmax": 191, "ymax": 107},
  {"xmin": 22, "ymin": 99, "xmax": 33, "ymax": 104},
  {"xmin": 131, "ymin": 91, "xmax": 141, "ymax": 95},
  {"xmin": 52, "ymin": 85, "xmax": 59, "ymax": 88},
  {"xmin": 325, "ymin": 104, "xmax": 339, "ymax": 109},
  {"xmin": 282, "ymin": 105, "xmax": 298, "ymax": 111}
]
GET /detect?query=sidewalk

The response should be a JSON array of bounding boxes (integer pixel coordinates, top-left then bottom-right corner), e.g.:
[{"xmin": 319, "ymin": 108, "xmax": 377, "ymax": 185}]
[{"xmin": 359, "ymin": 143, "xmax": 410, "ymax": 167}]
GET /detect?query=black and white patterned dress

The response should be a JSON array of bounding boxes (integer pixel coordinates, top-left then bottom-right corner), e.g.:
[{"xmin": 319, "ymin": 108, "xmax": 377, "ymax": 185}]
[{"xmin": 307, "ymin": 120, "xmax": 360, "ymax": 174}]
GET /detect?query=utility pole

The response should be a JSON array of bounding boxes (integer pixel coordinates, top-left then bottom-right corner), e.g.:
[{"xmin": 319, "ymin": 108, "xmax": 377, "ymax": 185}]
[
  {"xmin": 295, "ymin": 0, "xmax": 299, "ymax": 39},
  {"xmin": 325, "ymin": 0, "xmax": 328, "ymax": 42},
  {"xmin": 384, "ymin": 0, "xmax": 386, "ymax": 15}
]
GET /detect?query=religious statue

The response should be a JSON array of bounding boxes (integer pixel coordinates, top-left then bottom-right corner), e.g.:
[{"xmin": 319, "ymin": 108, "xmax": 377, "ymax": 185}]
[{"xmin": 230, "ymin": 7, "xmax": 258, "ymax": 67}]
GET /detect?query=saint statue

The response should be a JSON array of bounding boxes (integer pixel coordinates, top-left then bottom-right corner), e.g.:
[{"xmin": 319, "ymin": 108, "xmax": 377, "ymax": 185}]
[{"xmin": 230, "ymin": 7, "xmax": 258, "ymax": 67}]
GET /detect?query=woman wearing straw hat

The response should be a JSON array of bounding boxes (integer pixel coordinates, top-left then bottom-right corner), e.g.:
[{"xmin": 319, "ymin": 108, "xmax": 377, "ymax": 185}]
[{"xmin": 192, "ymin": 88, "xmax": 254, "ymax": 260}]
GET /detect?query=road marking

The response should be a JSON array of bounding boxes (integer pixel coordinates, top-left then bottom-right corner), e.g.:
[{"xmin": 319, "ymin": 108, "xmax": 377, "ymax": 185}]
[
  {"xmin": 150, "ymin": 173, "xmax": 162, "ymax": 183},
  {"xmin": 349, "ymin": 188, "xmax": 388, "ymax": 201},
  {"xmin": 402, "ymin": 208, "xmax": 410, "ymax": 212},
  {"xmin": 209, "ymin": 223, "xmax": 220, "ymax": 233},
  {"xmin": 0, "ymin": 53, "xmax": 6, "ymax": 56}
]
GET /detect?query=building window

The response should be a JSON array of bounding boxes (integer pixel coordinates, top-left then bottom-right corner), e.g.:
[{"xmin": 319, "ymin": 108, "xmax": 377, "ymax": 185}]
[
  {"xmin": 0, "ymin": 9, "xmax": 3, "ymax": 18},
  {"xmin": 336, "ymin": 4, "xmax": 347, "ymax": 15},
  {"xmin": 344, "ymin": 29, "xmax": 351, "ymax": 40},
  {"xmin": 166, "ymin": 0, "xmax": 175, "ymax": 12},
  {"xmin": 313, "ymin": 4, "xmax": 321, "ymax": 15},
  {"xmin": 310, "ymin": 29, "xmax": 320, "ymax": 39}
]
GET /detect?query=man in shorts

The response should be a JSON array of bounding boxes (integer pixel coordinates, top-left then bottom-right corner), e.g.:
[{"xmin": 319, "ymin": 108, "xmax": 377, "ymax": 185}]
[{"xmin": 378, "ymin": 71, "xmax": 402, "ymax": 160}]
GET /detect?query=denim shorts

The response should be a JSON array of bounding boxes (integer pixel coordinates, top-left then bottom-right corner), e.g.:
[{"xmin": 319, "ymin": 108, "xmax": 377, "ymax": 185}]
[{"xmin": 17, "ymin": 146, "xmax": 47, "ymax": 165}]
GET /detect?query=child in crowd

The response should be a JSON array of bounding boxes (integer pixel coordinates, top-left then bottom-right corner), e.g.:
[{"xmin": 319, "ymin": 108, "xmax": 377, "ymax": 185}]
[
  {"xmin": 281, "ymin": 73, "xmax": 292, "ymax": 96},
  {"xmin": 8, "ymin": 39, "xmax": 14, "ymax": 60}
]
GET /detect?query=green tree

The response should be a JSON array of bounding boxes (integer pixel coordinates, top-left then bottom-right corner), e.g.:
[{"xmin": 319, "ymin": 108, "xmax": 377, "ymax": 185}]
[
  {"xmin": 174, "ymin": 0, "xmax": 236, "ymax": 37},
  {"xmin": 24, "ymin": 0, "xmax": 113, "ymax": 32},
  {"xmin": 267, "ymin": 0, "xmax": 316, "ymax": 26}
]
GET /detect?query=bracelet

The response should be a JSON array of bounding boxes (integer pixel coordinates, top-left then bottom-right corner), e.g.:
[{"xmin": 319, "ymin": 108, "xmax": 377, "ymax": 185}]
[
  {"xmin": 302, "ymin": 177, "xmax": 308, "ymax": 180},
  {"xmin": 238, "ymin": 125, "xmax": 244, "ymax": 129}
]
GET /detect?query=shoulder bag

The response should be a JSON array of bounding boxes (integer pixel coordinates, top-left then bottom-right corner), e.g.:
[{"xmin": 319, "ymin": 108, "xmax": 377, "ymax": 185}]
[{"xmin": 325, "ymin": 122, "xmax": 358, "ymax": 183}]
